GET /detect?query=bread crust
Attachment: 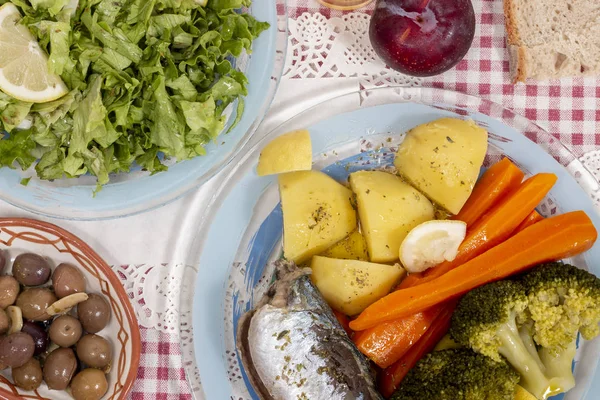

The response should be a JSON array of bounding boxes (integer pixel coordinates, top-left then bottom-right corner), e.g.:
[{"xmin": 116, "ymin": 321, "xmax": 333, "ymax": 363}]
[
  {"xmin": 503, "ymin": 0, "xmax": 520, "ymax": 46},
  {"xmin": 515, "ymin": 46, "xmax": 527, "ymax": 82},
  {"xmin": 503, "ymin": 0, "xmax": 527, "ymax": 82},
  {"xmin": 507, "ymin": 44, "xmax": 527, "ymax": 83}
]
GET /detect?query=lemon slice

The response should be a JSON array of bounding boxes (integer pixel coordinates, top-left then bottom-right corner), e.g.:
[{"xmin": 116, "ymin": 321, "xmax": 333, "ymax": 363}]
[
  {"xmin": 399, "ymin": 220, "xmax": 467, "ymax": 274},
  {"xmin": 0, "ymin": 3, "xmax": 68, "ymax": 103}
]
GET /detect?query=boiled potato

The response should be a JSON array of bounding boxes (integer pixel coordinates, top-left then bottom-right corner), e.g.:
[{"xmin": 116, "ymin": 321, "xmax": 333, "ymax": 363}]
[
  {"xmin": 311, "ymin": 256, "xmax": 405, "ymax": 316},
  {"xmin": 280, "ymin": 171, "xmax": 357, "ymax": 264},
  {"xmin": 257, "ymin": 130, "xmax": 312, "ymax": 176},
  {"xmin": 350, "ymin": 171, "xmax": 435, "ymax": 263},
  {"xmin": 321, "ymin": 230, "xmax": 369, "ymax": 261},
  {"xmin": 394, "ymin": 118, "xmax": 488, "ymax": 215}
]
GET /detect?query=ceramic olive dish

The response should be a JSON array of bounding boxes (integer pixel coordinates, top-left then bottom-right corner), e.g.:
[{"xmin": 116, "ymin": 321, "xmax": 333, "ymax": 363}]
[{"xmin": 0, "ymin": 218, "xmax": 140, "ymax": 400}]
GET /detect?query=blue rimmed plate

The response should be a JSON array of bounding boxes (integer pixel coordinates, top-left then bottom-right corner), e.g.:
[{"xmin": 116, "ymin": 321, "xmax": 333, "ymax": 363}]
[{"xmin": 184, "ymin": 87, "xmax": 600, "ymax": 399}]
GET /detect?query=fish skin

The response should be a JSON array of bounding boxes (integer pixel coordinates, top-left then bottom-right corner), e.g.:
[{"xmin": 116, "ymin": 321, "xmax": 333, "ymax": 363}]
[{"xmin": 237, "ymin": 260, "xmax": 383, "ymax": 400}]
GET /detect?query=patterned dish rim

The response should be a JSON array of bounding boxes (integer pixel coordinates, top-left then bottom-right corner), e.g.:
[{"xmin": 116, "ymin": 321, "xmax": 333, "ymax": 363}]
[{"xmin": 0, "ymin": 218, "xmax": 141, "ymax": 400}]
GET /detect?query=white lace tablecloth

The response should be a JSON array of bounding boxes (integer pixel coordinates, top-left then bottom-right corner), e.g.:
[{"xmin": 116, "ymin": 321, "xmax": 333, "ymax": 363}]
[{"xmin": 2, "ymin": 0, "xmax": 600, "ymax": 398}]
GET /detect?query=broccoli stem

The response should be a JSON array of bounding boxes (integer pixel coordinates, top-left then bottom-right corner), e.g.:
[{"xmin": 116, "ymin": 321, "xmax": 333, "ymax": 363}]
[
  {"xmin": 497, "ymin": 316, "xmax": 551, "ymax": 399},
  {"xmin": 539, "ymin": 339, "xmax": 577, "ymax": 394},
  {"xmin": 518, "ymin": 322, "xmax": 546, "ymax": 372}
]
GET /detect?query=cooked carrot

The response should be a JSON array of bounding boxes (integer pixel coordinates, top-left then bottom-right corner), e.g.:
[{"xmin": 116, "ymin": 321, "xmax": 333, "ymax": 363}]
[
  {"xmin": 378, "ymin": 302, "xmax": 456, "ymax": 398},
  {"xmin": 398, "ymin": 272, "xmax": 423, "ymax": 289},
  {"xmin": 452, "ymin": 157, "xmax": 524, "ymax": 226},
  {"xmin": 399, "ymin": 173, "xmax": 557, "ymax": 289},
  {"xmin": 353, "ymin": 305, "xmax": 443, "ymax": 368},
  {"xmin": 514, "ymin": 210, "xmax": 544, "ymax": 233},
  {"xmin": 350, "ymin": 211, "xmax": 597, "ymax": 330},
  {"xmin": 333, "ymin": 310, "xmax": 353, "ymax": 337}
]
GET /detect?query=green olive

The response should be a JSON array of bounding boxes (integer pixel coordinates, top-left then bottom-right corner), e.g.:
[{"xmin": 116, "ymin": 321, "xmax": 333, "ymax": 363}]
[
  {"xmin": 71, "ymin": 368, "xmax": 108, "ymax": 400},
  {"xmin": 12, "ymin": 358, "xmax": 42, "ymax": 391}
]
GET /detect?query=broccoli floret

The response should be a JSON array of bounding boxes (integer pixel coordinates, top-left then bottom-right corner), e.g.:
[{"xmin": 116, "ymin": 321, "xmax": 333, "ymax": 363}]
[
  {"xmin": 451, "ymin": 264, "xmax": 600, "ymax": 399},
  {"xmin": 450, "ymin": 280, "xmax": 552, "ymax": 398},
  {"xmin": 520, "ymin": 263, "xmax": 600, "ymax": 393},
  {"xmin": 521, "ymin": 263, "xmax": 600, "ymax": 347},
  {"xmin": 391, "ymin": 348, "xmax": 519, "ymax": 400}
]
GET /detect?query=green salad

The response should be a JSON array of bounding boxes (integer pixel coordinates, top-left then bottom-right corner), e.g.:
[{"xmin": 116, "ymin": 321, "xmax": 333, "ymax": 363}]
[{"xmin": 0, "ymin": 0, "xmax": 269, "ymax": 190}]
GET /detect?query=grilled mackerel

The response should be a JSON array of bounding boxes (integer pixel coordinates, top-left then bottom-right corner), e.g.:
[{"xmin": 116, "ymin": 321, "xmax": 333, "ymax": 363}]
[{"xmin": 237, "ymin": 260, "xmax": 383, "ymax": 400}]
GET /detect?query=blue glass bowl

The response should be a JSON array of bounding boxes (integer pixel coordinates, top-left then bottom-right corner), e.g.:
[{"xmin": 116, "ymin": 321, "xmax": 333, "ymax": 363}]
[
  {"xmin": 181, "ymin": 87, "xmax": 600, "ymax": 400},
  {"xmin": 0, "ymin": 1, "xmax": 288, "ymax": 220}
]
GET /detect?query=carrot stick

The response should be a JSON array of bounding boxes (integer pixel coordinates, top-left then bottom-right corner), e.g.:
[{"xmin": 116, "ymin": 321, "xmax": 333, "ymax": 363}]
[
  {"xmin": 350, "ymin": 211, "xmax": 597, "ymax": 330},
  {"xmin": 333, "ymin": 310, "xmax": 353, "ymax": 337},
  {"xmin": 399, "ymin": 173, "xmax": 557, "ymax": 289},
  {"xmin": 353, "ymin": 305, "xmax": 443, "ymax": 368},
  {"xmin": 514, "ymin": 210, "xmax": 544, "ymax": 233},
  {"xmin": 378, "ymin": 302, "xmax": 456, "ymax": 398},
  {"xmin": 452, "ymin": 157, "xmax": 524, "ymax": 226}
]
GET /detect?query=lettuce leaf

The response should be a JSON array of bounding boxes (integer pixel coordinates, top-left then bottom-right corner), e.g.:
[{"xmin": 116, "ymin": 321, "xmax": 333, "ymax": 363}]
[{"xmin": 0, "ymin": 130, "xmax": 37, "ymax": 170}]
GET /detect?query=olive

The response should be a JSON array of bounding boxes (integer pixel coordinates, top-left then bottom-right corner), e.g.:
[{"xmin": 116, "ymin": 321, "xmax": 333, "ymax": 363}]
[
  {"xmin": 21, "ymin": 320, "xmax": 49, "ymax": 356},
  {"xmin": 0, "ymin": 276, "xmax": 19, "ymax": 309},
  {"xmin": 16, "ymin": 288, "xmax": 56, "ymax": 321},
  {"xmin": 49, "ymin": 315, "xmax": 82, "ymax": 348},
  {"xmin": 12, "ymin": 253, "xmax": 51, "ymax": 286},
  {"xmin": 38, "ymin": 318, "xmax": 53, "ymax": 330},
  {"xmin": 12, "ymin": 358, "xmax": 42, "ymax": 391},
  {"xmin": 71, "ymin": 368, "xmax": 108, "ymax": 400},
  {"xmin": 0, "ymin": 308, "xmax": 9, "ymax": 335},
  {"xmin": 43, "ymin": 347, "xmax": 77, "ymax": 390},
  {"xmin": 77, "ymin": 294, "xmax": 110, "ymax": 333},
  {"xmin": 52, "ymin": 263, "xmax": 86, "ymax": 299},
  {"xmin": 0, "ymin": 332, "xmax": 34, "ymax": 368},
  {"xmin": 76, "ymin": 334, "xmax": 112, "ymax": 369}
]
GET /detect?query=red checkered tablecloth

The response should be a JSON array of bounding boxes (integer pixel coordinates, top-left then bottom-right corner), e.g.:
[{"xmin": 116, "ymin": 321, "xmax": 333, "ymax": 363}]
[
  {"xmin": 129, "ymin": 1, "xmax": 600, "ymax": 398},
  {"xmin": 287, "ymin": 0, "xmax": 600, "ymax": 157},
  {"xmin": 129, "ymin": 328, "xmax": 192, "ymax": 400}
]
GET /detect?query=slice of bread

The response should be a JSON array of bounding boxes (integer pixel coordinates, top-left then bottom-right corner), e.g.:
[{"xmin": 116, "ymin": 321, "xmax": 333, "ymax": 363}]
[{"xmin": 504, "ymin": 0, "xmax": 600, "ymax": 82}]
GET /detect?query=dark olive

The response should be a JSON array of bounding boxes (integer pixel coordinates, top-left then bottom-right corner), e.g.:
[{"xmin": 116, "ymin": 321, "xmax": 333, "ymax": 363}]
[
  {"xmin": 16, "ymin": 288, "xmax": 56, "ymax": 321},
  {"xmin": 12, "ymin": 357, "xmax": 42, "ymax": 391},
  {"xmin": 21, "ymin": 320, "xmax": 49, "ymax": 356},
  {"xmin": 71, "ymin": 368, "xmax": 108, "ymax": 400},
  {"xmin": 76, "ymin": 334, "xmax": 112, "ymax": 369},
  {"xmin": 0, "ymin": 332, "xmax": 34, "ymax": 368},
  {"xmin": 0, "ymin": 309, "xmax": 8, "ymax": 335},
  {"xmin": 0, "ymin": 276, "xmax": 19, "ymax": 309},
  {"xmin": 43, "ymin": 347, "xmax": 77, "ymax": 390},
  {"xmin": 77, "ymin": 294, "xmax": 110, "ymax": 333},
  {"xmin": 52, "ymin": 263, "xmax": 86, "ymax": 299},
  {"xmin": 49, "ymin": 315, "xmax": 82, "ymax": 348},
  {"xmin": 38, "ymin": 318, "xmax": 53, "ymax": 330},
  {"xmin": 12, "ymin": 253, "xmax": 51, "ymax": 286}
]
